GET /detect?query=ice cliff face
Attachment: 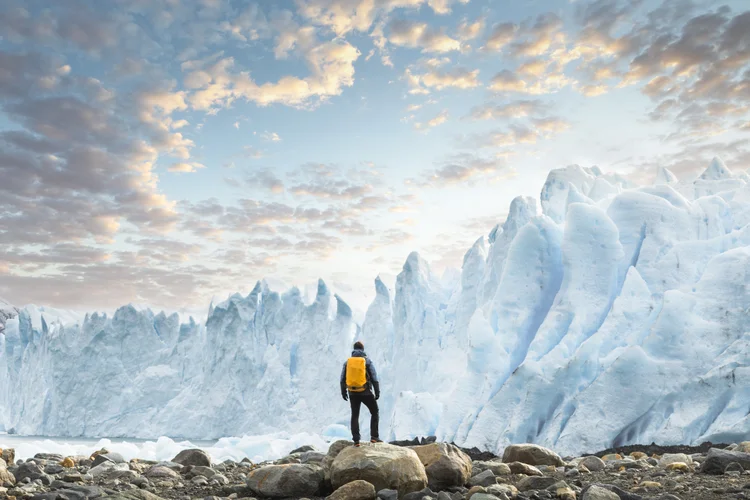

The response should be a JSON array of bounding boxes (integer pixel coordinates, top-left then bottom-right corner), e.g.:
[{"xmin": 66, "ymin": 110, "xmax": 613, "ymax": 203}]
[
  {"xmin": 0, "ymin": 299, "xmax": 18, "ymax": 335},
  {"xmin": 2, "ymin": 159, "xmax": 750, "ymax": 455}
]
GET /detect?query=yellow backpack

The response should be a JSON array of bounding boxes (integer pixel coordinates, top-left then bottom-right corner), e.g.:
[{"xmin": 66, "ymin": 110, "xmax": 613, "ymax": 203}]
[{"xmin": 346, "ymin": 357, "xmax": 368, "ymax": 392}]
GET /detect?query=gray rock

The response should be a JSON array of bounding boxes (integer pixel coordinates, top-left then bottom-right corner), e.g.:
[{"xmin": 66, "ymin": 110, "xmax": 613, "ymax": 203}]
[
  {"xmin": 377, "ymin": 489, "xmax": 399, "ymax": 500},
  {"xmin": 700, "ymin": 448, "xmax": 750, "ymax": 475},
  {"xmin": 0, "ymin": 465, "xmax": 16, "ymax": 485},
  {"xmin": 45, "ymin": 464, "xmax": 65, "ymax": 475},
  {"xmin": 210, "ymin": 473, "xmax": 229, "ymax": 485},
  {"xmin": 402, "ymin": 487, "xmax": 436, "ymax": 500},
  {"xmin": 34, "ymin": 454, "xmax": 65, "ymax": 462},
  {"xmin": 153, "ymin": 461, "xmax": 182, "ymax": 471},
  {"xmin": 61, "ymin": 485, "xmax": 105, "ymax": 499},
  {"xmin": 472, "ymin": 461, "xmax": 511, "ymax": 477},
  {"xmin": 171, "ymin": 449, "xmax": 211, "ymax": 467},
  {"xmin": 326, "ymin": 440, "xmax": 354, "ymax": 459},
  {"xmin": 409, "ymin": 443, "xmax": 472, "ymax": 491},
  {"xmin": 92, "ymin": 453, "xmax": 126, "ymax": 468},
  {"xmin": 144, "ymin": 466, "xmax": 179, "ymax": 480},
  {"xmin": 246, "ymin": 464, "xmax": 324, "ymax": 498},
  {"xmin": 658, "ymin": 454, "xmax": 692, "ymax": 466},
  {"xmin": 580, "ymin": 483, "xmax": 643, "ymax": 500},
  {"xmin": 485, "ymin": 484, "xmax": 513, "ymax": 499},
  {"xmin": 101, "ymin": 490, "xmax": 166, "ymax": 500},
  {"xmin": 501, "ymin": 444, "xmax": 564, "ymax": 467},
  {"xmin": 326, "ymin": 479, "xmax": 377, "ymax": 500},
  {"xmin": 436, "ymin": 492, "xmax": 452, "ymax": 500},
  {"xmin": 192, "ymin": 476, "xmax": 208, "ymax": 486},
  {"xmin": 290, "ymin": 445, "xmax": 317, "ymax": 454},
  {"xmin": 189, "ymin": 466, "xmax": 217, "ymax": 478},
  {"xmin": 517, "ymin": 476, "xmax": 558, "ymax": 492},
  {"xmin": 506, "ymin": 462, "xmax": 543, "ymax": 476},
  {"xmin": 468, "ymin": 470, "xmax": 496, "ymax": 488},
  {"xmin": 469, "ymin": 495, "xmax": 503, "ymax": 500},
  {"xmin": 330, "ymin": 443, "xmax": 427, "ymax": 497},
  {"xmin": 14, "ymin": 462, "xmax": 45, "ymax": 483},
  {"xmin": 725, "ymin": 461, "xmax": 744, "ymax": 473},
  {"xmin": 89, "ymin": 463, "xmax": 129, "ymax": 479},
  {"xmin": 300, "ymin": 452, "xmax": 326, "ymax": 464},
  {"xmin": 582, "ymin": 485, "xmax": 620, "ymax": 500},
  {"xmin": 100, "ymin": 469, "xmax": 139, "ymax": 482},
  {"xmin": 579, "ymin": 456, "xmax": 606, "ymax": 472}
]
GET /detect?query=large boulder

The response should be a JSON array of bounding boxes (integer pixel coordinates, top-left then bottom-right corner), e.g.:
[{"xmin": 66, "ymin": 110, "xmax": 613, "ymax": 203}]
[
  {"xmin": 13, "ymin": 462, "xmax": 46, "ymax": 482},
  {"xmin": 0, "ymin": 465, "xmax": 15, "ymax": 486},
  {"xmin": 1, "ymin": 449, "xmax": 15, "ymax": 465},
  {"xmin": 700, "ymin": 448, "xmax": 750, "ymax": 474},
  {"xmin": 330, "ymin": 443, "xmax": 427, "ymax": 497},
  {"xmin": 501, "ymin": 444, "xmax": 564, "ymax": 467},
  {"xmin": 327, "ymin": 480, "xmax": 377, "ymax": 500},
  {"xmin": 322, "ymin": 440, "xmax": 354, "ymax": 480},
  {"xmin": 171, "ymin": 449, "xmax": 211, "ymax": 467},
  {"xmin": 409, "ymin": 443, "xmax": 472, "ymax": 490},
  {"xmin": 246, "ymin": 464, "xmax": 324, "ymax": 498}
]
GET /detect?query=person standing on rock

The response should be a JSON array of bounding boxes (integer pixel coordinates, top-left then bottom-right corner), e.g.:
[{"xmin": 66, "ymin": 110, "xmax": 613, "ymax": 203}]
[{"xmin": 341, "ymin": 341, "xmax": 381, "ymax": 446}]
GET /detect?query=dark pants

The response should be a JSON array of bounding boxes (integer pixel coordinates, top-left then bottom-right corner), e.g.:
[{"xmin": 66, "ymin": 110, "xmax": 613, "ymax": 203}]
[{"xmin": 349, "ymin": 392, "xmax": 379, "ymax": 442}]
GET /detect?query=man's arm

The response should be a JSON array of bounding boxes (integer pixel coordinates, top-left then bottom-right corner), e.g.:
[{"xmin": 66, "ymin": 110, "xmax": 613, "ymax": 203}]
[
  {"xmin": 340, "ymin": 362, "xmax": 348, "ymax": 400},
  {"xmin": 367, "ymin": 359, "xmax": 380, "ymax": 400}
]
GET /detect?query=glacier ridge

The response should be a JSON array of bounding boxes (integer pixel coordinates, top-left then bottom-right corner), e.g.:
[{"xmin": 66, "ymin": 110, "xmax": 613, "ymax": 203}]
[{"xmin": 2, "ymin": 158, "xmax": 750, "ymax": 456}]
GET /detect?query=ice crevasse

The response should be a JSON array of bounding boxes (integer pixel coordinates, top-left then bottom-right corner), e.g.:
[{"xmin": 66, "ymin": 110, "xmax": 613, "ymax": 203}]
[{"xmin": 1, "ymin": 158, "xmax": 750, "ymax": 457}]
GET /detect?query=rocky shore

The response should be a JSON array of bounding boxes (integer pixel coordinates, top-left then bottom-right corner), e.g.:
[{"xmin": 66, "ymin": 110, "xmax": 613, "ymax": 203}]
[{"xmin": 0, "ymin": 440, "xmax": 749, "ymax": 500}]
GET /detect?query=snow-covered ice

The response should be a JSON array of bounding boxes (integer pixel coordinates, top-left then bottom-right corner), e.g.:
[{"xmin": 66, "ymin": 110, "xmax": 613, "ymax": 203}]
[
  {"xmin": 2, "ymin": 158, "xmax": 750, "ymax": 456},
  {"xmin": 0, "ymin": 432, "xmax": 333, "ymax": 463}
]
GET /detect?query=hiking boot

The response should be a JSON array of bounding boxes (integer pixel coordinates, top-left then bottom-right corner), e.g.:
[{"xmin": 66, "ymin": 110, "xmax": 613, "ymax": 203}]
[
  {"xmin": 370, "ymin": 438, "xmax": 383, "ymax": 443},
  {"xmin": 354, "ymin": 441, "xmax": 361, "ymax": 447}
]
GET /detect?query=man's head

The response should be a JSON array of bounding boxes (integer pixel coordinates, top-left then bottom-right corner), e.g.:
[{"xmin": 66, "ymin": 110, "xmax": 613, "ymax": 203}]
[{"xmin": 353, "ymin": 341, "xmax": 364, "ymax": 351}]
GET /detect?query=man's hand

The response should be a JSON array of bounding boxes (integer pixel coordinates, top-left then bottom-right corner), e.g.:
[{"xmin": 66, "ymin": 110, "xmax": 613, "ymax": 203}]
[
  {"xmin": 342, "ymin": 392, "xmax": 348, "ymax": 401},
  {"xmin": 375, "ymin": 390, "xmax": 380, "ymax": 400}
]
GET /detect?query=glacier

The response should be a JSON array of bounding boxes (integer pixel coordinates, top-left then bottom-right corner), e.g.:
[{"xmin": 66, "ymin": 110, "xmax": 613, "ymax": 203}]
[{"xmin": 2, "ymin": 158, "xmax": 750, "ymax": 457}]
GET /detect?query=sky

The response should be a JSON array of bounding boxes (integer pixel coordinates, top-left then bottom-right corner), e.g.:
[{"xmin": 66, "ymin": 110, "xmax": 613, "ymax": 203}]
[{"xmin": 1, "ymin": 0, "xmax": 749, "ymax": 316}]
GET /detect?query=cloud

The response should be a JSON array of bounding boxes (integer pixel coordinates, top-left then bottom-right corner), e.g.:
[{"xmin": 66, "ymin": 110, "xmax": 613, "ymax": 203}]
[
  {"xmin": 485, "ymin": 22, "xmax": 518, "ymax": 52},
  {"xmin": 295, "ymin": 0, "xmax": 470, "ymax": 36},
  {"xmin": 406, "ymin": 67, "xmax": 480, "ymax": 94},
  {"xmin": 387, "ymin": 19, "xmax": 461, "ymax": 53},
  {"xmin": 169, "ymin": 162, "xmax": 205, "ymax": 173},
  {"xmin": 468, "ymin": 115, "xmax": 570, "ymax": 149},
  {"xmin": 457, "ymin": 18, "xmax": 484, "ymax": 41},
  {"xmin": 411, "ymin": 153, "xmax": 511, "ymax": 187},
  {"xmin": 184, "ymin": 36, "xmax": 361, "ymax": 111},
  {"xmin": 415, "ymin": 109, "xmax": 449, "ymax": 130},
  {"xmin": 246, "ymin": 170, "xmax": 286, "ymax": 193},
  {"xmin": 468, "ymin": 100, "xmax": 549, "ymax": 120},
  {"xmin": 0, "ymin": 52, "xmax": 179, "ymax": 247},
  {"xmin": 262, "ymin": 131, "xmax": 282, "ymax": 142},
  {"xmin": 489, "ymin": 69, "xmax": 573, "ymax": 95}
]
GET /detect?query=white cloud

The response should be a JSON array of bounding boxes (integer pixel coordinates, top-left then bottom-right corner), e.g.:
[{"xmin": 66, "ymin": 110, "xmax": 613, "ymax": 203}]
[
  {"xmin": 387, "ymin": 19, "xmax": 461, "ymax": 53},
  {"xmin": 415, "ymin": 109, "xmax": 449, "ymax": 130},
  {"xmin": 406, "ymin": 67, "xmax": 480, "ymax": 94},
  {"xmin": 169, "ymin": 162, "xmax": 205, "ymax": 173},
  {"xmin": 262, "ymin": 131, "xmax": 282, "ymax": 142}
]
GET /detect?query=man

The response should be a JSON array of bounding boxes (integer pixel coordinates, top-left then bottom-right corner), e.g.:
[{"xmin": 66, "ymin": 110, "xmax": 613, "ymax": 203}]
[{"xmin": 340, "ymin": 341, "xmax": 381, "ymax": 446}]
